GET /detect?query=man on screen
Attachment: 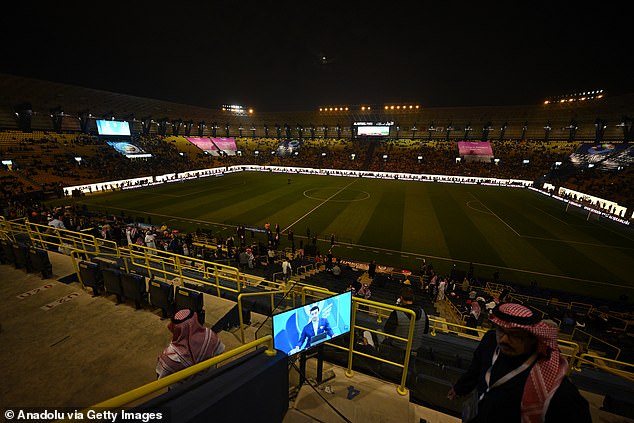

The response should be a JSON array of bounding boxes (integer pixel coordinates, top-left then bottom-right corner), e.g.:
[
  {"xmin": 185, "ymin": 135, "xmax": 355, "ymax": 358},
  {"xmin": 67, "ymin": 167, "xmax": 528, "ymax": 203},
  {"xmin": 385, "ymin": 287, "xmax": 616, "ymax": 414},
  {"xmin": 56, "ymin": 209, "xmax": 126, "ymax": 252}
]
[{"xmin": 292, "ymin": 305, "xmax": 334, "ymax": 353}]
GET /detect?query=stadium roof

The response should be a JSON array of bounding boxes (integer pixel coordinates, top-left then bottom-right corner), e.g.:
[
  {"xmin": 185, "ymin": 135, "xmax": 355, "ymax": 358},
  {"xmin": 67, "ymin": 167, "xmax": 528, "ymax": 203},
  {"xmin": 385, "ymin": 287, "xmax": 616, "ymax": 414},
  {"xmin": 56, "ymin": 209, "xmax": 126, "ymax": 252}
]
[{"xmin": 1, "ymin": 3, "xmax": 633, "ymax": 112}]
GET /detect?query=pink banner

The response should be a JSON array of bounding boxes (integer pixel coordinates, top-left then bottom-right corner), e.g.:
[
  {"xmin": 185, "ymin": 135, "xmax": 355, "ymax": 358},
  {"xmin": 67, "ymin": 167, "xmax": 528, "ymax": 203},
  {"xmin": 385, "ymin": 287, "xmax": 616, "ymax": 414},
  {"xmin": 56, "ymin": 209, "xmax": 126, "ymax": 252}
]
[
  {"xmin": 457, "ymin": 141, "xmax": 493, "ymax": 156},
  {"xmin": 212, "ymin": 137, "xmax": 237, "ymax": 151},
  {"xmin": 186, "ymin": 137, "xmax": 218, "ymax": 152}
]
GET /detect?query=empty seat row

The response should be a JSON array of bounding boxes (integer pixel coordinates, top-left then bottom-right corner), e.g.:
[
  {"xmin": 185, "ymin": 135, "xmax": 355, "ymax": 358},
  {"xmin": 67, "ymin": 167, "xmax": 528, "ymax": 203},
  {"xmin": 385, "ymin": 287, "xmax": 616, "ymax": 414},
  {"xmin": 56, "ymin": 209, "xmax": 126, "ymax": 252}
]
[
  {"xmin": 1, "ymin": 239, "xmax": 53, "ymax": 279},
  {"xmin": 77, "ymin": 260, "xmax": 205, "ymax": 322}
]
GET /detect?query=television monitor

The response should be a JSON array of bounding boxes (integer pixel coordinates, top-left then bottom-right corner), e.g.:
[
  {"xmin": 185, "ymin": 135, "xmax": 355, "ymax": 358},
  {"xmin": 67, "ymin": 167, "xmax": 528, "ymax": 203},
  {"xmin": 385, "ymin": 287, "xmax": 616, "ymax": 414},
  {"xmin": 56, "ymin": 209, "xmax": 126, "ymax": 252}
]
[
  {"xmin": 272, "ymin": 290, "xmax": 352, "ymax": 356},
  {"xmin": 96, "ymin": 119, "xmax": 131, "ymax": 136}
]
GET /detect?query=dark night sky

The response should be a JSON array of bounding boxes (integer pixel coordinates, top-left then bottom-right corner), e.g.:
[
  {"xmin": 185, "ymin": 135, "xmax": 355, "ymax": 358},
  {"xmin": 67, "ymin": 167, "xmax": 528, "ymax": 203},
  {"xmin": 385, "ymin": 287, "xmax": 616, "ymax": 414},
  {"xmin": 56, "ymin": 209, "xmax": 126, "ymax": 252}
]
[{"xmin": 1, "ymin": 2, "xmax": 632, "ymax": 111}]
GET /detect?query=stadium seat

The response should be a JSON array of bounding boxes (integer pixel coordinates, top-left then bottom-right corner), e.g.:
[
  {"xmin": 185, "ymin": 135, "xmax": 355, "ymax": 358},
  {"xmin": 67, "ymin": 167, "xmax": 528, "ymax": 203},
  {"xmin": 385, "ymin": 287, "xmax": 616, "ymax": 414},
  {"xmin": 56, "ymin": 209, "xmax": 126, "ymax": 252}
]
[
  {"xmin": 211, "ymin": 303, "xmax": 251, "ymax": 333},
  {"xmin": 12, "ymin": 242, "xmax": 31, "ymax": 272},
  {"xmin": 93, "ymin": 256, "xmax": 121, "ymax": 271},
  {"xmin": 411, "ymin": 373, "xmax": 462, "ymax": 415},
  {"xmin": 1, "ymin": 239, "xmax": 16, "ymax": 266},
  {"xmin": 102, "ymin": 268, "xmax": 124, "ymax": 304},
  {"xmin": 175, "ymin": 287, "xmax": 205, "ymax": 324},
  {"xmin": 148, "ymin": 278, "xmax": 174, "ymax": 318},
  {"xmin": 121, "ymin": 272, "xmax": 148, "ymax": 309},
  {"xmin": 78, "ymin": 261, "xmax": 103, "ymax": 296},
  {"xmin": 28, "ymin": 247, "xmax": 53, "ymax": 279}
]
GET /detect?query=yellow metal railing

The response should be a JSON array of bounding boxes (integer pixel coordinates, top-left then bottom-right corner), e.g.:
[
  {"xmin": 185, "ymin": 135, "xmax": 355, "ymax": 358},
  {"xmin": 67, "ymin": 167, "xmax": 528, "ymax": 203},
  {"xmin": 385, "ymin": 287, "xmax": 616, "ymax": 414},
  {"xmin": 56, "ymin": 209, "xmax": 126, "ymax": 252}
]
[
  {"xmin": 441, "ymin": 296, "xmax": 468, "ymax": 323},
  {"xmin": 347, "ymin": 297, "xmax": 418, "ymax": 396},
  {"xmin": 125, "ymin": 243, "xmax": 242, "ymax": 297},
  {"xmin": 570, "ymin": 327, "xmax": 622, "ymax": 360},
  {"xmin": 574, "ymin": 353, "xmax": 634, "ymax": 380},
  {"xmin": 237, "ymin": 290, "xmax": 288, "ymax": 343},
  {"xmin": 0, "ymin": 216, "xmax": 29, "ymax": 242},
  {"xmin": 88, "ymin": 335, "xmax": 275, "ymax": 410}
]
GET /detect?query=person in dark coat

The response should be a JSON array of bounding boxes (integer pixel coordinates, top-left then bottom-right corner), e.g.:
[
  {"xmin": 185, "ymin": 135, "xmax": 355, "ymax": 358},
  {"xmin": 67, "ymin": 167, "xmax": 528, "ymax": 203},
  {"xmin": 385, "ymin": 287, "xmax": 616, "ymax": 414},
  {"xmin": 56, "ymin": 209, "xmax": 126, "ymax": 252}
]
[{"xmin": 447, "ymin": 303, "xmax": 591, "ymax": 423}]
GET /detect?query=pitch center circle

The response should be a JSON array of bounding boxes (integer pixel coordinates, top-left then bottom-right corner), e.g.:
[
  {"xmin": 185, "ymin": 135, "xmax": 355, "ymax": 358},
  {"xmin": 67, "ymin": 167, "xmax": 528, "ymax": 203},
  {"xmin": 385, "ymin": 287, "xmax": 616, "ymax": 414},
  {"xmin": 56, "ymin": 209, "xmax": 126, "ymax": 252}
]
[{"xmin": 303, "ymin": 188, "xmax": 370, "ymax": 202}]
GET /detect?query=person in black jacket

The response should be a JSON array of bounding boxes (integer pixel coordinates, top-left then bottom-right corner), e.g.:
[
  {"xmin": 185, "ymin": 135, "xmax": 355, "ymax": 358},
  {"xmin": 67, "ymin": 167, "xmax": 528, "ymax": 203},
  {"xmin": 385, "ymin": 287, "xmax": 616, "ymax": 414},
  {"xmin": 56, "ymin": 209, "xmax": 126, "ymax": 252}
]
[
  {"xmin": 447, "ymin": 303, "xmax": 591, "ymax": 423},
  {"xmin": 382, "ymin": 287, "xmax": 429, "ymax": 351}
]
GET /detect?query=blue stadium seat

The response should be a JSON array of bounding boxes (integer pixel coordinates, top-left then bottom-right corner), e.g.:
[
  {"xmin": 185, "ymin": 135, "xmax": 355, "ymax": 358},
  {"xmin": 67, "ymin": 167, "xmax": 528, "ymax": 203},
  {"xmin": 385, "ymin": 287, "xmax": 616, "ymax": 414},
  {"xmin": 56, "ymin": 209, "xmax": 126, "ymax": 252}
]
[
  {"xmin": 121, "ymin": 272, "xmax": 148, "ymax": 309},
  {"xmin": 79, "ymin": 261, "xmax": 103, "ymax": 296},
  {"xmin": 102, "ymin": 268, "xmax": 124, "ymax": 304},
  {"xmin": 1, "ymin": 240, "xmax": 16, "ymax": 266},
  {"xmin": 12, "ymin": 243, "xmax": 31, "ymax": 272},
  {"xmin": 148, "ymin": 278, "xmax": 174, "ymax": 318},
  {"xmin": 175, "ymin": 287, "xmax": 205, "ymax": 324},
  {"xmin": 28, "ymin": 247, "xmax": 53, "ymax": 279}
]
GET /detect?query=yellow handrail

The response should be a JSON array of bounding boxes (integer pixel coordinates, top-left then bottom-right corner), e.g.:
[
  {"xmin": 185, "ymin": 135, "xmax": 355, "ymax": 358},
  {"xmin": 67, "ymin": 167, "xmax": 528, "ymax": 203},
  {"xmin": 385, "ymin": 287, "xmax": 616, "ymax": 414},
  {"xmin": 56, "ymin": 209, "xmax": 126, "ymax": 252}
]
[
  {"xmin": 87, "ymin": 335, "xmax": 275, "ymax": 410},
  {"xmin": 575, "ymin": 353, "xmax": 634, "ymax": 380},
  {"xmin": 347, "ymin": 296, "xmax": 417, "ymax": 396},
  {"xmin": 237, "ymin": 290, "xmax": 288, "ymax": 343},
  {"xmin": 570, "ymin": 327, "xmax": 622, "ymax": 360}
]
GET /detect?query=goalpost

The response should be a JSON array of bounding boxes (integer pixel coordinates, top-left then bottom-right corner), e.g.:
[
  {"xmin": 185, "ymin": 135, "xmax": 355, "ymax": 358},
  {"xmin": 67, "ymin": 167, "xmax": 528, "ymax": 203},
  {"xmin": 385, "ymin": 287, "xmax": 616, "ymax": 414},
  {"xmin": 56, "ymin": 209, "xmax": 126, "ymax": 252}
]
[{"xmin": 565, "ymin": 200, "xmax": 600, "ymax": 222}]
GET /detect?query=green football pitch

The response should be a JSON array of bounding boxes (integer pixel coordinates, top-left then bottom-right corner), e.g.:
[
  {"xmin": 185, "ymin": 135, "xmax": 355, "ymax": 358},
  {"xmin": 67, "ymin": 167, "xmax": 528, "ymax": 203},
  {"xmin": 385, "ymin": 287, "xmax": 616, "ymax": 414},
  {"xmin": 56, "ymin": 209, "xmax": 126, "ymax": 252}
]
[{"xmin": 57, "ymin": 171, "xmax": 634, "ymax": 303}]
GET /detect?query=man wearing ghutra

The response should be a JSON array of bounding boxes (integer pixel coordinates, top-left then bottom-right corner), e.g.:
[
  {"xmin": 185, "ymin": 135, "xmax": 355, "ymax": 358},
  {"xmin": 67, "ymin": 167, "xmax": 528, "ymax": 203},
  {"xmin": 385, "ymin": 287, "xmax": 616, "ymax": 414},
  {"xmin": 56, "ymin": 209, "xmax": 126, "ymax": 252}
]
[
  {"xmin": 447, "ymin": 303, "xmax": 591, "ymax": 422},
  {"xmin": 156, "ymin": 309, "xmax": 225, "ymax": 384}
]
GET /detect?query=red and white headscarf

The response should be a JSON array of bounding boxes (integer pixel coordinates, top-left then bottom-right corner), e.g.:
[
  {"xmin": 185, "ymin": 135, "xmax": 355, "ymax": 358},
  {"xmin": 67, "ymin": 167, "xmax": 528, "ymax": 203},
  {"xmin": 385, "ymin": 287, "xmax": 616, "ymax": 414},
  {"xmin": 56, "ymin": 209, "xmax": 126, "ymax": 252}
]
[
  {"xmin": 156, "ymin": 309, "xmax": 224, "ymax": 379},
  {"xmin": 489, "ymin": 303, "xmax": 568, "ymax": 423}
]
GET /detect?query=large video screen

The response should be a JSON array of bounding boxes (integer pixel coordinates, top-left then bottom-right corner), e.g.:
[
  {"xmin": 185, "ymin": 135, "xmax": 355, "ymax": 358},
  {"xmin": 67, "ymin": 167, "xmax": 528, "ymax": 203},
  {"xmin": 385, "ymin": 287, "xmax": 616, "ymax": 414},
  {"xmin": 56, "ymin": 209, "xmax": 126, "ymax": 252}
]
[
  {"xmin": 272, "ymin": 290, "xmax": 352, "ymax": 356},
  {"xmin": 357, "ymin": 126, "xmax": 390, "ymax": 137},
  {"xmin": 96, "ymin": 120, "xmax": 131, "ymax": 136},
  {"xmin": 569, "ymin": 143, "xmax": 633, "ymax": 170},
  {"xmin": 457, "ymin": 141, "xmax": 493, "ymax": 156},
  {"xmin": 106, "ymin": 141, "xmax": 151, "ymax": 158}
]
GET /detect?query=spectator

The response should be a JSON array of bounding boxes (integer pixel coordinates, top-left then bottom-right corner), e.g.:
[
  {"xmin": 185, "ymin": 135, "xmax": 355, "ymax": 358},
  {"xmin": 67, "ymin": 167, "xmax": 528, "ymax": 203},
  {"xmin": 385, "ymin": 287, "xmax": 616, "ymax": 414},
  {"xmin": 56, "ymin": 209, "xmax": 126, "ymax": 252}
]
[
  {"xmin": 282, "ymin": 257, "xmax": 292, "ymax": 282},
  {"xmin": 145, "ymin": 230, "xmax": 157, "ymax": 253},
  {"xmin": 437, "ymin": 277, "xmax": 447, "ymax": 301},
  {"xmin": 156, "ymin": 309, "xmax": 225, "ymax": 385},
  {"xmin": 246, "ymin": 248, "xmax": 255, "ymax": 269},
  {"xmin": 368, "ymin": 259, "xmax": 377, "ymax": 279},
  {"xmin": 238, "ymin": 248, "xmax": 249, "ymax": 270},
  {"xmin": 167, "ymin": 234, "xmax": 183, "ymax": 255},
  {"xmin": 381, "ymin": 286, "xmax": 429, "ymax": 352},
  {"xmin": 331, "ymin": 262, "xmax": 342, "ymax": 277},
  {"xmin": 48, "ymin": 214, "xmax": 66, "ymax": 229},
  {"xmin": 447, "ymin": 303, "xmax": 591, "ymax": 422},
  {"xmin": 355, "ymin": 329, "xmax": 376, "ymax": 355},
  {"xmin": 461, "ymin": 276, "xmax": 470, "ymax": 293},
  {"xmin": 357, "ymin": 283, "xmax": 372, "ymax": 300}
]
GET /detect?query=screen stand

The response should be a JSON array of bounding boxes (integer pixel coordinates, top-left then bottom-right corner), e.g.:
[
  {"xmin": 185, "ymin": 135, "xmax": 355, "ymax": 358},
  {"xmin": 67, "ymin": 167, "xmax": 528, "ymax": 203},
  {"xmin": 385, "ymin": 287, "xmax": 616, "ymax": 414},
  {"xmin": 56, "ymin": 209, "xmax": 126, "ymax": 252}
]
[
  {"xmin": 298, "ymin": 344, "xmax": 325, "ymax": 389},
  {"xmin": 316, "ymin": 344, "xmax": 324, "ymax": 383}
]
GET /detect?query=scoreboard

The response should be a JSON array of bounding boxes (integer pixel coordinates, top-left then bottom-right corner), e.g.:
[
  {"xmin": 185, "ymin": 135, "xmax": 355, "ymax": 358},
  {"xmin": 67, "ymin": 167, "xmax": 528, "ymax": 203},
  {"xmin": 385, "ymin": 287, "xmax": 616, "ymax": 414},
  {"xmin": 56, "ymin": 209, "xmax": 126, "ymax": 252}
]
[{"xmin": 353, "ymin": 121, "xmax": 393, "ymax": 138}]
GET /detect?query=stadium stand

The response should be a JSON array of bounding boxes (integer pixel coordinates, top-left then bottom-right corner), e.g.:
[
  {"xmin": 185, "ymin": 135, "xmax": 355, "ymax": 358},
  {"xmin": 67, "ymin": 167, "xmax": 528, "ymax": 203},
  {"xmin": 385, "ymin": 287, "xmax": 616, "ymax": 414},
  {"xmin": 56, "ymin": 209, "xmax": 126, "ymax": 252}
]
[{"xmin": 1, "ymin": 72, "xmax": 633, "ymax": 422}]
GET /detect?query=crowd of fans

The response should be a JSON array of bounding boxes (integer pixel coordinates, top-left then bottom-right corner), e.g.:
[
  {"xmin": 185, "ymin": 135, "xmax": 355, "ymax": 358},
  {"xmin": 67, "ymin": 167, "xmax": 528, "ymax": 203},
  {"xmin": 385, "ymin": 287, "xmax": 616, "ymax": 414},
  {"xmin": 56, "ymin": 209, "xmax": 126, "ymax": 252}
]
[{"xmin": 2, "ymin": 131, "xmax": 631, "ymax": 210}]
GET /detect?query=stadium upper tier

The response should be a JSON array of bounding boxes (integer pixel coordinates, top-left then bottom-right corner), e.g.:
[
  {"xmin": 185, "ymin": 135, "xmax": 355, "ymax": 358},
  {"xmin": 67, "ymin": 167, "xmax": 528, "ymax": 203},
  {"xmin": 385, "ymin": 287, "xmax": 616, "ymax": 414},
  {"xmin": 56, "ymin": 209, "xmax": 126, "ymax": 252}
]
[{"xmin": 1, "ymin": 73, "xmax": 632, "ymax": 142}]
